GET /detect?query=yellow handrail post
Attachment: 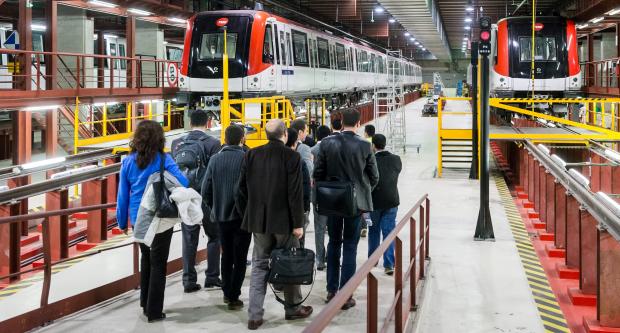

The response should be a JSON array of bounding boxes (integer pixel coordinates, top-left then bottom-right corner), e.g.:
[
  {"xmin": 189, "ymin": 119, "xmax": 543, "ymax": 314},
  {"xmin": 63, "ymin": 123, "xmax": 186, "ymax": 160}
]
[
  {"xmin": 167, "ymin": 100, "xmax": 172, "ymax": 131},
  {"xmin": 322, "ymin": 99, "xmax": 326, "ymax": 125},
  {"xmin": 102, "ymin": 103, "xmax": 108, "ymax": 136},
  {"xmin": 148, "ymin": 101, "xmax": 153, "ymax": 120},
  {"xmin": 74, "ymin": 96, "xmax": 79, "ymax": 156},
  {"xmin": 437, "ymin": 97, "xmax": 443, "ymax": 178},
  {"xmin": 602, "ymin": 102, "xmax": 607, "ymax": 129},
  {"xmin": 127, "ymin": 102, "xmax": 132, "ymax": 133},
  {"xmin": 221, "ymin": 28, "xmax": 230, "ymax": 144}
]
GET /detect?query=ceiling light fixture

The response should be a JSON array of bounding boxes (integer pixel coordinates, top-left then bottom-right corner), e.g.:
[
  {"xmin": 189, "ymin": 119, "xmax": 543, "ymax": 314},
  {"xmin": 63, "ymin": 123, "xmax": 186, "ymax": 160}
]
[
  {"xmin": 389, "ymin": 18, "xmax": 396, "ymax": 23},
  {"xmin": 127, "ymin": 8, "xmax": 152, "ymax": 16},
  {"xmin": 590, "ymin": 17, "xmax": 604, "ymax": 23},
  {"xmin": 23, "ymin": 105, "xmax": 59, "ymax": 111},
  {"xmin": 465, "ymin": 17, "xmax": 472, "ymax": 23},
  {"xmin": 464, "ymin": 26, "xmax": 471, "ymax": 30},
  {"xmin": 465, "ymin": 0, "xmax": 474, "ymax": 12},
  {"xmin": 404, "ymin": 32, "xmax": 410, "ymax": 37},
  {"xmin": 375, "ymin": 6, "xmax": 384, "ymax": 13},
  {"xmin": 88, "ymin": 0, "xmax": 117, "ymax": 8},
  {"xmin": 607, "ymin": 8, "xmax": 620, "ymax": 16},
  {"xmin": 168, "ymin": 17, "xmax": 186, "ymax": 24},
  {"xmin": 577, "ymin": 23, "xmax": 589, "ymax": 29},
  {"xmin": 31, "ymin": 24, "xmax": 46, "ymax": 31}
]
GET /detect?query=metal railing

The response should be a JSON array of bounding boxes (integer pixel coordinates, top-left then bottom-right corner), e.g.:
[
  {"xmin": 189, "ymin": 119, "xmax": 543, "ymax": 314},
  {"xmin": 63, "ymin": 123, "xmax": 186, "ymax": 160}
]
[
  {"xmin": 581, "ymin": 57, "xmax": 620, "ymax": 94},
  {"xmin": 305, "ymin": 195, "xmax": 430, "ymax": 333}
]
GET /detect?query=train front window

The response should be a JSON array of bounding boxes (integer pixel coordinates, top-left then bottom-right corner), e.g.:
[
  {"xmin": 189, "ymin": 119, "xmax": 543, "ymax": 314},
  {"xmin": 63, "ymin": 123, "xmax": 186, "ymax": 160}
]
[
  {"xmin": 198, "ymin": 33, "xmax": 238, "ymax": 60},
  {"xmin": 519, "ymin": 37, "xmax": 557, "ymax": 62}
]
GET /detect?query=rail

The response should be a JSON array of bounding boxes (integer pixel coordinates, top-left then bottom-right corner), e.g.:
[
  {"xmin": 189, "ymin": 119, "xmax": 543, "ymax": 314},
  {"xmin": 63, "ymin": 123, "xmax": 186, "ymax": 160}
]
[
  {"xmin": 0, "ymin": 48, "xmax": 181, "ymax": 108},
  {"xmin": 305, "ymin": 195, "xmax": 430, "ymax": 333}
]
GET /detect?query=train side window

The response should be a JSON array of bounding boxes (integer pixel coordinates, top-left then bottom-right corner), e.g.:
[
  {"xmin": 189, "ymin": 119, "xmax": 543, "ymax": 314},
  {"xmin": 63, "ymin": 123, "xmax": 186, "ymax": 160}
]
[
  {"xmin": 279, "ymin": 31, "xmax": 287, "ymax": 66},
  {"xmin": 263, "ymin": 25, "xmax": 275, "ymax": 64},
  {"xmin": 286, "ymin": 32, "xmax": 292, "ymax": 66},
  {"xmin": 370, "ymin": 54, "xmax": 376, "ymax": 73},
  {"xmin": 362, "ymin": 51, "xmax": 368, "ymax": 72},
  {"xmin": 119, "ymin": 44, "xmax": 126, "ymax": 70},
  {"xmin": 273, "ymin": 25, "xmax": 280, "ymax": 65},
  {"xmin": 291, "ymin": 30, "xmax": 309, "ymax": 67},
  {"xmin": 317, "ymin": 38, "xmax": 330, "ymax": 69},
  {"xmin": 110, "ymin": 43, "xmax": 117, "ymax": 69}
]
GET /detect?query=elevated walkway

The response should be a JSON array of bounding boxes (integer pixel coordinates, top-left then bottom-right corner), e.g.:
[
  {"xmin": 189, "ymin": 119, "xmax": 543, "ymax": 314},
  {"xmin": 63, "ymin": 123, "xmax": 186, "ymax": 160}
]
[{"xmin": 1, "ymin": 99, "xmax": 545, "ymax": 333}]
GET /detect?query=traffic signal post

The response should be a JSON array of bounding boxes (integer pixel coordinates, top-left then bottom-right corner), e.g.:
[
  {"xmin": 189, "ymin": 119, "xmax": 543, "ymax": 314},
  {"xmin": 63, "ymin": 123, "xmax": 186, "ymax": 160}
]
[{"xmin": 474, "ymin": 17, "xmax": 495, "ymax": 241}]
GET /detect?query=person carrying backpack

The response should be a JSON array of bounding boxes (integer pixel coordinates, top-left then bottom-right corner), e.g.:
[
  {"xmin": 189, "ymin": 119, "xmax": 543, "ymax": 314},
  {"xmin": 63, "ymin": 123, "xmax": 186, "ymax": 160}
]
[{"xmin": 171, "ymin": 109, "xmax": 222, "ymax": 293}]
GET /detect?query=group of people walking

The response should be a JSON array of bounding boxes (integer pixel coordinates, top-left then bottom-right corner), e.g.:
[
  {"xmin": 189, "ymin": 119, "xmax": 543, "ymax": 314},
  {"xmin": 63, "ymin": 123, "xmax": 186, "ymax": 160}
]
[{"xmin": 115, "ymin": 107, "xmax": 402, "ymax": 329}]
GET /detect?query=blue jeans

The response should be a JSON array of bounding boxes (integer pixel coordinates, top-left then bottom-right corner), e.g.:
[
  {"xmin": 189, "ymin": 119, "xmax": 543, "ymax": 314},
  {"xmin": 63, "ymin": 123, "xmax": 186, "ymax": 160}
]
[
  {"xmin": 368, "ymin": 207, "xmax": 398, "ymax": 269},
  {"xmin": 326, "ymin": 215, "xmax": 362, "ymax": 293}
]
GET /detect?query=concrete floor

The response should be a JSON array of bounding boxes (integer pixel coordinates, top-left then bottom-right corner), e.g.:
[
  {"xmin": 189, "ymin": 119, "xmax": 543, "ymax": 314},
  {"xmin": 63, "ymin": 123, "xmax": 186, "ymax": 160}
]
[{"xmin": 11, "ymin": 98, "xmax": 545, "ymax": 332}]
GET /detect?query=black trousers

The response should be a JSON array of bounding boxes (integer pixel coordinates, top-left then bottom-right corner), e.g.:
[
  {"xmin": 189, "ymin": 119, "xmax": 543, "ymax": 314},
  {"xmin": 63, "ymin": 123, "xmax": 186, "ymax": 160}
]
[
  {"xmin": 139, "ymin": 228, "xmax": 173, "ymax": 317},
  {"xmin": 182, "ymin": 220, "xmax": 221, "ymax": 287},
  {"xmin": 218, "ymin": 220, "xmax": 251, "ymax": 301}
]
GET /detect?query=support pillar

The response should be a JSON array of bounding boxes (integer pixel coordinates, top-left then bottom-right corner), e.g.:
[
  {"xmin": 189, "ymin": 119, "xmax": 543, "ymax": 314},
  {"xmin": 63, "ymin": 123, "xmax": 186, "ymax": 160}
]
[
  {"xmin": 579, "ymin": 210, "xmax": 597, "ymax": 295},
  {"xmin": 538, "ymin": 166, "xmax": 546, "ymax": 223},
  {"xmin": 545, "ymin": 173, "xmax": 555, "ymax": 234},
  {"xmin": 17, "ymin": 0, "xmax": 32, "ymax": 91},
  {"xmin": 565, "ymin": 195, "xmax": 581, "ymax": 268},
  {"xmin": 10, "ymin": 111, "xmax": 31, "ymax": 236},
  {"xmin": 598, "ymin": 230, "xmax": 620, "ymax": 327},
  {"xmin": 0, "ymin": 205, "xmax": 11, "ymax": 282},
  {"xmin": 45, "ymin": 0, "xmax": 57, "ymax": 90},
  {"xmin": 46, "ymin": 189, "xmax": 69, "ymax": 260},
  {"xmin": 82, "ymin": 179, "xmax": 108, "ymax": 243},
  {"xmin": 126, "ymin": 15, "xmax": 136, "ymax": 89},
  {"xmin": 555, "ymin": 186, "xmax": 567, "ymax": 248},
  {"xmin": 97, "ymin": 31, "xmax": 105, "ymax": 88}
]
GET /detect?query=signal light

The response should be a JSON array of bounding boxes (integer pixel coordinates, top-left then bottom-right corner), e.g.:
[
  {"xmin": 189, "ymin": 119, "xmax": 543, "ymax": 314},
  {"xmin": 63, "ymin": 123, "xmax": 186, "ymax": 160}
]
[
  {"xmin": 480, "ymin": 30, "xmax": 490, "ymax": 41},
  {"xmin": 478, "ymin": 16, "xmax": 492, "ymax": 55}
]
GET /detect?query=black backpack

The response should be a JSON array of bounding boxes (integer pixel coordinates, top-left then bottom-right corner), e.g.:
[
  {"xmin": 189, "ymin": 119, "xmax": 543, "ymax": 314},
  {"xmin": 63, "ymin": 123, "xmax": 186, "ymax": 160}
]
[{"xmin": 173, "ymin": 136, "xmax": 209, "ymax": 191}]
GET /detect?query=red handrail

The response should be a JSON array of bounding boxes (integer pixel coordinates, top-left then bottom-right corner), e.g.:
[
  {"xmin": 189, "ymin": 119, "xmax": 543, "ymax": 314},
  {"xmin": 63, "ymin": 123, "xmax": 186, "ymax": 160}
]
[{"xmin": 304, "ymin": 194, "xmax": 430, "ymax": 333}]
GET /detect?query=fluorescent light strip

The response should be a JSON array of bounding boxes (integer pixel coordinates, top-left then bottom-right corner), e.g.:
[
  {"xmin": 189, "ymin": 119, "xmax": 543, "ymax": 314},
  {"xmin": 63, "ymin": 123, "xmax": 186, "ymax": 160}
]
[
  {"xmin": 577, "ymin": 24, "xmax": 589, "ymax": 29},
  {"xmin": 31, "ymin": 24, "xmax": 46, "ymax": 31},
  {"xmin": 24, "ymin": 105, "xmax": 60, "ymax": 111},
  {"xmin": 21, "ymin": 157, "xmax": 66, "ymax": 170},
  {"xmin": 89, "ymin": 0, "xmax": 117, "ymax": 8},
  {"xmin": 168, "ymin": 17, "xmax": 186, "ymax": 24},
  {"xmin": 608, "ymin": 8, "xmax": 620, "ymax": 16},
  {"xmin": 128, "ymin": 8, "xmax": 152, "ymax": 16},
  {"xmin": 590, "ymin": 17, "xmax": 604, "ymax": 23}
]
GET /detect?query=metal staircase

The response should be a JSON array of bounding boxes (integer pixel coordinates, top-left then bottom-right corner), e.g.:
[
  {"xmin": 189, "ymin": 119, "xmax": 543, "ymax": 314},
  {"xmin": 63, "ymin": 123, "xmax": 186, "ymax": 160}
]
[{"xmin": 374, "ymin": 50, "xmax": 406, "ymax": 153}]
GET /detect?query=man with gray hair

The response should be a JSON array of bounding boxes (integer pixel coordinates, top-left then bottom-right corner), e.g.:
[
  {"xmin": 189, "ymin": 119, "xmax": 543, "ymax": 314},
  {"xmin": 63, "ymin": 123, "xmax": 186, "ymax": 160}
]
[{"xmin": 237, "ymin": 119, "xmax": 313, "ymax": 330}]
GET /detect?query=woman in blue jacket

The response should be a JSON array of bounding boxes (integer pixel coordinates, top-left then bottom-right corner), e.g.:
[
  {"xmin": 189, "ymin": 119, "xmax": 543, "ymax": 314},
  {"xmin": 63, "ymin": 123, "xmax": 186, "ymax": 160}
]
[{"xmin": 116, "ymin": 120, "xmax": 188, "ymax": 322}]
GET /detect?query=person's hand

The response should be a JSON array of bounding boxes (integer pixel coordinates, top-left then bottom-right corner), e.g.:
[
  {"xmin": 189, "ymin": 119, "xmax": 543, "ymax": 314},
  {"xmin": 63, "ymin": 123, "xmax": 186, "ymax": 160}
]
[{"xmin": 293, "ymin": 228, "xmax": 304, "ymax": 239}]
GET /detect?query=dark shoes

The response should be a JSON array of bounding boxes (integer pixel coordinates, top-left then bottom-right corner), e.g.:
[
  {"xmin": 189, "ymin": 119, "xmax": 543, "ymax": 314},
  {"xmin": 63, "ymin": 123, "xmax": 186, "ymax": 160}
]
[
  {"xmin": 342, "ymin": 297, "xmax": 356, "ymax": 310},
  {"xmin": 384, "ymin": 267, "xmax": 394, "ymax": 276},
  {"xmin": 317, "ymin": 265, "xmax": 326, "ymax": 271},
  {"xmin": 227, "ymin": 299, "xmax": 244, "ymax": 311},
  {"xmin": 325, "ymin": 292, "xmax": 336, "ymax": 303},
  {"xmin": 147, "ymin": 313, "xmax": 166, "ymax": 323},
  {"xmin": 248, "ymin": 319, "xmax": 264, "ymax": 330},
  {"xmin": 285, "ymin": 305, "xmax": 314, "ymax": 320},
  {"xmin": 204, "ymin": 279, "xmax": 222, "ymax": 289},
  {"xmin": 184, "ymin": 283, "xmax": 202, "ymax": 293}
]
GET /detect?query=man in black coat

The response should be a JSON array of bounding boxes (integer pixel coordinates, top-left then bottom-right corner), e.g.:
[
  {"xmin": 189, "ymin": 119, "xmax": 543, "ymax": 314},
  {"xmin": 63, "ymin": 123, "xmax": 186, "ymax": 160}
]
[
  {"xmin": 237, "ymin": 119, "xmax": 313, "ymax": 330},
  {"xmin": 171, "ymin": 109, "xmax": 222, "ymax": 292},
  {"xmin": 203, "ymin": 124, "xmax": 250, "ymax": 310},
  {"xmin": 314, "ymin": 108, "xmax": 379, "ymax": 310},
  {"xmin": 367, "ymin": 134, "xmax": 402, "ymax": 276}
]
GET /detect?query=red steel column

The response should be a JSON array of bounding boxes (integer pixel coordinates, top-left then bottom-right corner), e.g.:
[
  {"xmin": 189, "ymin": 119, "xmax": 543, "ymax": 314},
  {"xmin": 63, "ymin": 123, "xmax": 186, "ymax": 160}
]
[
  {"xmin": 45, "ymin": 0, "xmax": 57, "ymax": 90},
  {"xmin": 555, "ymin": 186, "xmax": 567, "ymax": 248},
  {"xmin": 565, "ymin": 195, "xmax": 580, "ymax": 268},
  {"xmin": 0, "ymin": 205, "xmax": 11, "ymax": 282},
  {"xmin": 522, "ymin": 149, "xmax": 529, "ymax": 193},
  {"xmin": 17, "ymin": 0, "xmax": 32, "ymax": 91},
  {"xmin": 528, "ymin": 154, "xmax": 535, "ymax": 204},
  {"xmin": 82, "ymin": 179, "xmax": 108, "ymax": 243},
  {"xmin": 598, "ymin": 230, "xmax": 620, "ymax": 327},
  {"xmin": 533, "ymin": 159, "xmax": 540, "ymax": 211},
  {"xmin": 545, "ymin": 174, "xmax": 556, "ymax": 234},
  {"xmin": 579, "ymin": 210, "xmax": 597, "ymax": 295},
  {"xmin": 538, "ymin": 165, "xmax": 546, "ymax": 223},
  {"xmin": 10, "ymin": 111, "xmax": 31, "ymax": 236}
]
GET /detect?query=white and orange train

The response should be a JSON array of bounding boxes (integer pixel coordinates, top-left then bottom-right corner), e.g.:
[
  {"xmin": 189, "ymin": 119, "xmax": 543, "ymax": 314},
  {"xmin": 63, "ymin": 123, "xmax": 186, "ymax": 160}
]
[
  {"xmin": 177, "ymin": 10, "xmax": 423, "ymax": 109},
  {"xmin": 490, "ymin": 16, "xmax": 581, "ymax": 99}
]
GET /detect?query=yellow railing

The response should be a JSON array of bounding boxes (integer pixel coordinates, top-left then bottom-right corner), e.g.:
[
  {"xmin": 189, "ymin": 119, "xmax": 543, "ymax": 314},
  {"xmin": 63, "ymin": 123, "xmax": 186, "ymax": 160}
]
[
  {"xmin": 74, "ymin": 98, "xmax": 183, "ymax": 149},
  {"xmin": 305, "ymin": 99, "xmax": 327, "ymax": 126},
  {"xmin": 437, "ymin": 96, "xmax": 474, "ymax": 177},
  {"xmin": 223, "ymin": 96, "xmax": 296, "ymax": 147}
]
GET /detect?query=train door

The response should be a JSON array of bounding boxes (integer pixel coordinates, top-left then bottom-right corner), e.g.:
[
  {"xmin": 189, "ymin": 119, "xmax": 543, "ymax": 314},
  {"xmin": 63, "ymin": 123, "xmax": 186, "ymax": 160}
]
[
  {"xmin": 105, "ymin": 36, "xmax": 127, "ymax": 88},
  {"xmin": 271, "ymin": 23, "xmax": 283, "ymax": 93},
  {"xmin": 262, "ymin": 22, "xmax": 277, "ymax": 92}
]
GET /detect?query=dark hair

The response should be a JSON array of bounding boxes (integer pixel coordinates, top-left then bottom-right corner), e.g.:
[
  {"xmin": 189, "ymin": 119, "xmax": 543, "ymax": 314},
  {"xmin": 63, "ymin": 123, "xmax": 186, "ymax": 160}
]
[
  {"xmin": 190, "ymin": 109, "xmax": 209, "ymax": 127},
  {"xmin": 316, "ymin": 125, "xmax": 331, "ymax": 141},
  {"xmin": 225, "ymin": 124, "xmax": 245, "ymax": 146},
  {"xmin": 290, "ymin": 118, "xmax": 307, "ymax": 133},
  {"xmin": 285, "ymin": 128, "xmax": 298, "ymax": 148},
  {"xmin": 331, "ymin": 118, "xmax": 342, "ymax": 131},
  {"xmin": 372, "ymin": 134, "xmax": 387, "ymax": 150},
  {"xmin": 364, "ymin": 124, "xmax": 376, "ymax": 137},
  {"xmin": 341, "ymin": 108, "xmax": 361, "ymax": 127},
  {"xmin": 130, "ymin": 120, "xmax": 165, "ymax": 169},
  {"xmin": 265, "ymin": 119, "xmax": 287, "ymax": 141}
]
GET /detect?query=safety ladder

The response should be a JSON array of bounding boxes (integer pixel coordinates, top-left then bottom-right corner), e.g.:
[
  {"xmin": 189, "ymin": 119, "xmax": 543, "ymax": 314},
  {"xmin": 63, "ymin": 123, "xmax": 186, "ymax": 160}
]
[{"xmin": 374, "ymin": 50, "xmax": 406, "ymax": 153}]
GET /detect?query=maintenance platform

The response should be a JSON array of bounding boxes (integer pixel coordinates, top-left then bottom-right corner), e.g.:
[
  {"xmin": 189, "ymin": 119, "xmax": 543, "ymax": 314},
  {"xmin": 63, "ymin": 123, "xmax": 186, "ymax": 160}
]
[{"xmin": 1, "ymin": 1, "xmax": 620, "ymax": 333}]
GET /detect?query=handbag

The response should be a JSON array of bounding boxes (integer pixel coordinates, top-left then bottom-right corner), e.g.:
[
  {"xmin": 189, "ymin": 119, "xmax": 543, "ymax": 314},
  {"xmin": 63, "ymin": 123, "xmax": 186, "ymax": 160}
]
[
  {"xmin": 154, "ymin": 153, "xmax": 179, "ymax": 218},
  {"xmin": 315, "ymin": 178, "xmax": 357, "ymax": 217},
  {"xmin": 268, "ymin": 243, "xmax": 315, "ymax": 307}
]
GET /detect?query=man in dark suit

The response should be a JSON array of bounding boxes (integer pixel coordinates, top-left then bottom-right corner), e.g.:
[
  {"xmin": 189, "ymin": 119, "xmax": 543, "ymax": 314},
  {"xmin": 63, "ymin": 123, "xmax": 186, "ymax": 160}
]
[
  {"xmin": 237, "ymin": 119, "xmax": 313, "ymax": 330},
  {"xmin": 368, "ymin": 134, "xmax": 402, "ymax": 276},
  {"xmin": 314, "ymin": 108, "xmax": 380, "ymax": 310}
]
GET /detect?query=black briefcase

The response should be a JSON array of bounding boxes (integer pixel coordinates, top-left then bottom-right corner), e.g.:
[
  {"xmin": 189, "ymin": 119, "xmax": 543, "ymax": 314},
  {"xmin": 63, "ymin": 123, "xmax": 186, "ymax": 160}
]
[
  {"xmin": 268, "ymin": 247, "xmax": 316, "ymax": 307},
  {"xmin": 315, "ymin": 179, "xmax": 357, "ymax": 217}
]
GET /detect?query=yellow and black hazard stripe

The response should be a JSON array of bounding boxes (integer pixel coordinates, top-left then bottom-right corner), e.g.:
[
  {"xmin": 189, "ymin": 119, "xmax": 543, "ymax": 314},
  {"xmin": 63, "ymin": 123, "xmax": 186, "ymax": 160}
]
[
  {"xmin": 0, "ymin": 234, "xmax": 130, "ymax": 300},
  {"xmin": 494, "ymin": 174, "xmax": 570, "ymax": 333}
]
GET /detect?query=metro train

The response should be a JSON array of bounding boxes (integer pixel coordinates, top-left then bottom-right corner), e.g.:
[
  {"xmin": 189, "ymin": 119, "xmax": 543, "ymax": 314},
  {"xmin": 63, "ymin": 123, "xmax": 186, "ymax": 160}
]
[
  {"xmin": 177, "ymin": 10, "xmax": 423, "ymax": 109},
  {"xmin": 490, "ymin": 16, "xmax": 581, "ymax": 101}
]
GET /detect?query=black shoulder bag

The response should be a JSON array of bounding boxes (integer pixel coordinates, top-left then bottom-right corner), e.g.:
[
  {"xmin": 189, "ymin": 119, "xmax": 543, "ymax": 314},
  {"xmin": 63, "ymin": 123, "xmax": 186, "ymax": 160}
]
[
  {"xmin": 154, "ymin": 153, "xmax": 179, "ymax": 218},
  {"xmin": 268, "ymin": 241, "xmax": 316, "ymax": 307}
]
